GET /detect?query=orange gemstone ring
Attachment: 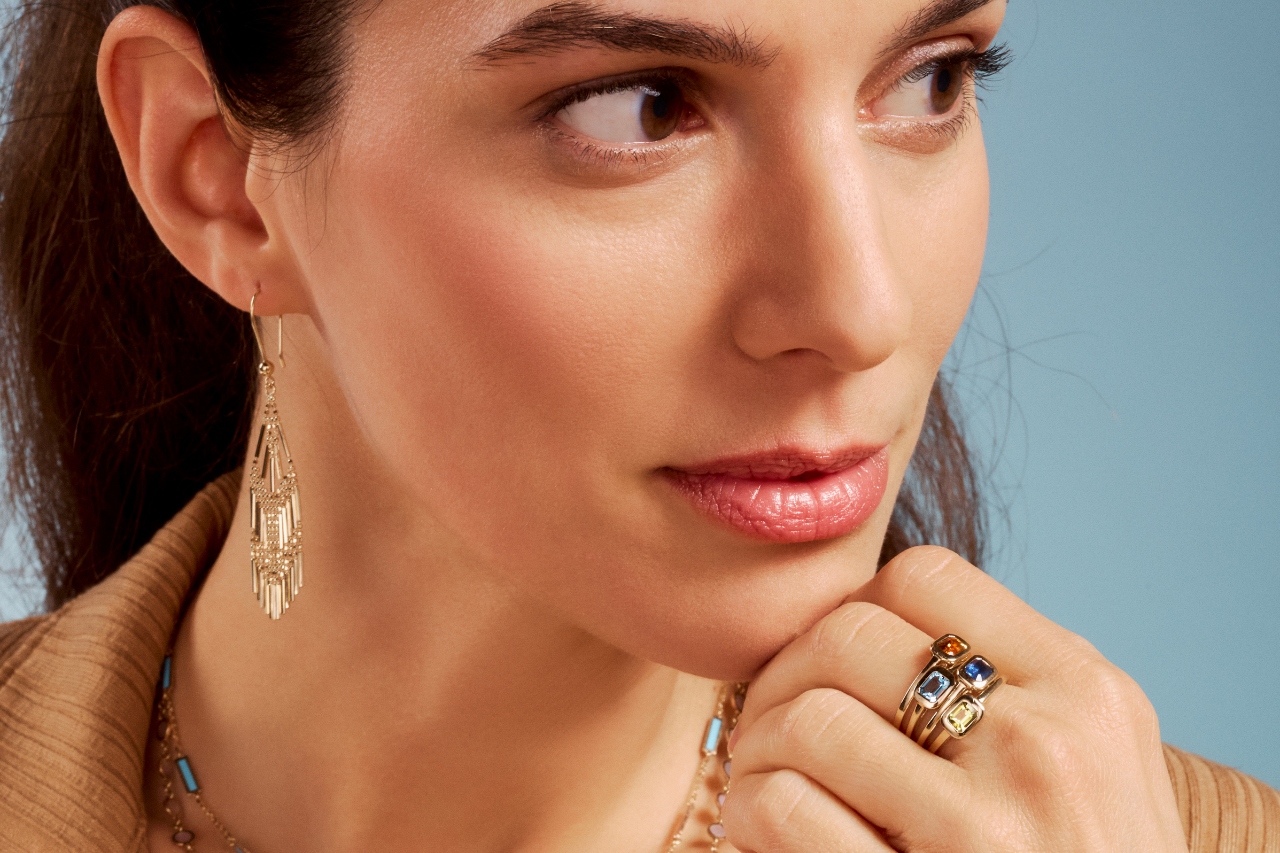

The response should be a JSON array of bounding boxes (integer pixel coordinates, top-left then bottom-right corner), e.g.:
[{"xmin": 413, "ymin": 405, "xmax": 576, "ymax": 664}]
[{"xmin": 896, "ymin": 634, "xmax": 1005, "ymax": 754}]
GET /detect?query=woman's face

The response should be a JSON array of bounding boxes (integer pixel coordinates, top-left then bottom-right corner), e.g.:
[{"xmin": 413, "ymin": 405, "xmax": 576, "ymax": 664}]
[{"xmin": 265, "ymin": 0, "xmax": 1006, "ymax": 677}]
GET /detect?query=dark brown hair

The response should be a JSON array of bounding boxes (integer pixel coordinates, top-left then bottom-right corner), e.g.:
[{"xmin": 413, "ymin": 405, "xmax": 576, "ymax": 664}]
[{"xmin": 0, "ymin": 0, "xmax": 983, "ymax": 613}]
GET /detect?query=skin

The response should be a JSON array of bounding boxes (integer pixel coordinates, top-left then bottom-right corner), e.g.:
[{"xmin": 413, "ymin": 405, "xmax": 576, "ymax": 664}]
[{"xmin": 95, "ymin": 0, "xmax": 1188, "ymax": 850}]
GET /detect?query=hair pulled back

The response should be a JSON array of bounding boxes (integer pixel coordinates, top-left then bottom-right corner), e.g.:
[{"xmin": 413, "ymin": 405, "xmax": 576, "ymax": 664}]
[{"xmin": 0, "ymin": 0, "xmax": 984, "ymax": 612}]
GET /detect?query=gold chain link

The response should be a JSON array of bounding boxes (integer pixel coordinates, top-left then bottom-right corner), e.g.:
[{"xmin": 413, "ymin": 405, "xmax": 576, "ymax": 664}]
[{"xmin": 155, "ymin": 662, "xmax": 744, "ymax": 853}]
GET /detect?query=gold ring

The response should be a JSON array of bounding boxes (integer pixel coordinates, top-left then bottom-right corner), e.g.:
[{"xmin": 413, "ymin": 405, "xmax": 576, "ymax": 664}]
[{"xmin": 896, "ymin": 634, "xmax": 1003, "ymax": 753}]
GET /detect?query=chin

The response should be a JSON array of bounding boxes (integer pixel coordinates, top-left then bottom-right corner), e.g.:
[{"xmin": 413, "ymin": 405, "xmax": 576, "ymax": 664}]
[{"xmin": 578, "ymin": 537, "xmax": 885, "ymax": 681}]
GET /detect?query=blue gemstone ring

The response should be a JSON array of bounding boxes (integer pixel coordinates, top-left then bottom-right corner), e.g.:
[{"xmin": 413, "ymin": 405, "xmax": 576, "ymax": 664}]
[{"xmin": 895, "ymin": 634, "xmax": 1004, "ymax": 752}]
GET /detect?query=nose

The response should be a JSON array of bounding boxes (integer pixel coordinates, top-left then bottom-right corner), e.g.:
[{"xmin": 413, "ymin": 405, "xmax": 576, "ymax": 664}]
[{"xmin": 728, "ymin": 120, "xmax": 911, "ymax": 375}]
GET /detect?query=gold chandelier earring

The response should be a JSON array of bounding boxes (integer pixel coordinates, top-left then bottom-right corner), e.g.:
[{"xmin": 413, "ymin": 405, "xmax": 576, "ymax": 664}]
[{"xmin": 248, "ymin": 290, "xmax": 303, "ymax": 620}]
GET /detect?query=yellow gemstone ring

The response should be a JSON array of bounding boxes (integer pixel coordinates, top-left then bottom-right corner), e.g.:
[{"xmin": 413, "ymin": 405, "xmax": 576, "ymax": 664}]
[{"xmin": 896, "ymin": 634, "xmax": 1005, "ymax": 753}]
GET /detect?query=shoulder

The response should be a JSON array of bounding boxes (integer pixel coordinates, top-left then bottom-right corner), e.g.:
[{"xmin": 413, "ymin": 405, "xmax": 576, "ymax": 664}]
[
  {"xmin": 0, "ymin": 471, "xmax": 241, "ymax": 708},
  {"xmin": 0, "ymin": 472, "xmax": 240, "ymax": 851},
  {"xmin": 1164, "ymin": 743, "xmax": 1280, "ymax": 851},
  {"xmin": 0, "ymin": 594, "xmax": 158, "ymax": 852}
]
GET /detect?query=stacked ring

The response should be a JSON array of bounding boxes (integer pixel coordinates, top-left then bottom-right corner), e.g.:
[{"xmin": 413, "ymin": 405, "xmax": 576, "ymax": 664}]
[{"xmin": 896, "ymin": 634, "xmax": 1004, "ymax": 754}]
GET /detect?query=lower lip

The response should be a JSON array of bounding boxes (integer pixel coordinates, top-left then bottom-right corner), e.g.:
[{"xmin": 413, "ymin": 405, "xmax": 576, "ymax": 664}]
[{"xmin": 664, "ymin": 448, "xmax": 890, "ymax": 544}]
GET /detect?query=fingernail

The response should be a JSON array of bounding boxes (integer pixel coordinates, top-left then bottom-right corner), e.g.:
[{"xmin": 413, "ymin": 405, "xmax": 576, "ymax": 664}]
[{"xmin": 727, "ymin": 724, "xmax": 741, "ymax": 752}]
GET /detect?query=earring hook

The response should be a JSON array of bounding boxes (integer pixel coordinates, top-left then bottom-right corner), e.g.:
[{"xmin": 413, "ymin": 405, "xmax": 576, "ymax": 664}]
[{"xmin": 249, "ymin": 289, "xmax": 285, "ymax": 370}]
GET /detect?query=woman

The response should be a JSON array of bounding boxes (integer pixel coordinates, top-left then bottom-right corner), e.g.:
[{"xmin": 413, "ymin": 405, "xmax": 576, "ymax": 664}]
[{"xmin": 0, "ymin": 0, "xmax": 1274, "ymax": 850}]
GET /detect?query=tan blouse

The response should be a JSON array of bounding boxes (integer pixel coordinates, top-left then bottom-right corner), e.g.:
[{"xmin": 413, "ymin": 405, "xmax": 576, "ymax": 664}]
[{"xmin": 0, "ymin": 474, "xmax": 1276, "ymax": 851}]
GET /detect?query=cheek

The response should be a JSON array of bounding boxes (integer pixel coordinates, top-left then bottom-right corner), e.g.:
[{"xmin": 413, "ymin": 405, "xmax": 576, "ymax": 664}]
[
  {"xmin": 880, "ymin": 131, "xmax": 990, "ymax": 369},
  {"xmin": 300, "ymin": 118, "xmax": 735, "ymax": 564},
  {"xmin": 340, "ymin": 170, "xmax": 708, "ymax": 458}
]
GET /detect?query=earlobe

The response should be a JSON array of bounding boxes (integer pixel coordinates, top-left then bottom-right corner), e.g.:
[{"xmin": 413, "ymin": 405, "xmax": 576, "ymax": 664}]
[{"xmin": 96, "ymin": 6, "xmax": 302, "ymax": 316}]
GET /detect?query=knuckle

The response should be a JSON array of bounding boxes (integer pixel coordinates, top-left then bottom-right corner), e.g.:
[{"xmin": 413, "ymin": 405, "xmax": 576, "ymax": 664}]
[
  {"xmin": 1049, "ymin": 631, "xmax": 1104, "ymax": 668},
  {"xmin": 1012, "ymin": 710, "xmax": 1091, "ymax": 780},
  {"xmin": 755, "ymin": 769, "xmax": 811, "ymax": 830},
  {"xmin": 808, "ymin": 601, "xmax": 889, "ymax": 664},
  {"xmin": 1090, "ymin": 660, "xmax": 1146, "ymax": 705},
  {"xmin": 1033, "ymin": 724, "xmax": 1085, "ymax": 775},
  {"xmin": 772, "ymin": 688, "xmax": 853, "ymax": 754},
  {"xmin": 1091, "ymin": 668, "xmax": 1158, "ymax": 737},
  {"xmin": 878, "ymin": 545, "xmax": 969, "ymax": 602},
  {"xmin": 725, "ymin": 770, "xmax": 811, "ymax": 849},
  {"xmin": 1067, "ymin": 657, "xmax": 1154, "ymax": 728}
]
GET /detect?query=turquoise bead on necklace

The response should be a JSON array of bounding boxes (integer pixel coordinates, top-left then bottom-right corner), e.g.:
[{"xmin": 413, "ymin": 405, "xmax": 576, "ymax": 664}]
[{"xmin": 153, "ymin": 653, "xmax": 745, "ymax": 852}]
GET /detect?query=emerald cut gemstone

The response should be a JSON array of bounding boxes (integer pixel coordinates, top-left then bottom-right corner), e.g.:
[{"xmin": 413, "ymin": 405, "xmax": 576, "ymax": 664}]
[
  {"xmin": 917, "ymin": 670, "xmax": 952, "ymax": 706},
  {"xmin": 944, "ymin": 698, "xmax": 981, "ymax": 736}
]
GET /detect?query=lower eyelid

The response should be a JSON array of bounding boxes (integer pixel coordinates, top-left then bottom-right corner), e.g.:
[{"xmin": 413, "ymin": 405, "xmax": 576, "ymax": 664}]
[
  {"xmin": 542, "ymin": 105, "xmax": 710, "ymax": 157},
  {"xmin": 862, "ymin": 93, "xmax": 979, "ymax": 149},
  {"xmin": 540, "ymin": 122, "xmax": 692, "ymax": 169}
]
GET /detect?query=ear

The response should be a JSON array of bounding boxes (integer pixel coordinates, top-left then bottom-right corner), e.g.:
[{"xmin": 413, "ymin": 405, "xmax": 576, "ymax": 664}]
[{"xmin": 96, "ymin": 6, "xmax": 307, "ymax": 316}]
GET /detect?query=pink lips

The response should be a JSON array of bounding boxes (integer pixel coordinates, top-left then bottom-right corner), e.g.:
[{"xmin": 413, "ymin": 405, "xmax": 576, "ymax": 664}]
[{"xmin": 663, "ymin": 446, "xmax": 890, "ymax": 543}]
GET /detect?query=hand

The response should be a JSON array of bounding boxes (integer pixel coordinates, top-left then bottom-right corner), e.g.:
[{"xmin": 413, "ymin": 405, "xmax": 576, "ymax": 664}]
[{"xmin": 724, "ymin": 546, "xmax": 1189, "ymax": 852}]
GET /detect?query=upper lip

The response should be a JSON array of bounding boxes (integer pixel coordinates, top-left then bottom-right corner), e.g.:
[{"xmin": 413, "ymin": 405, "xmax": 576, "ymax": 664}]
[{"xmin": 665, "ymin": 444, "xmax": 887, "ymax": 481}]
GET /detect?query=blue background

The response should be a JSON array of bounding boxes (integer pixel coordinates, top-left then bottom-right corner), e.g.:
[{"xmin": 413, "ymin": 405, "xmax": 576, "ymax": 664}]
[
  {"xmin": 963, "ymin": 0, "xmax": 1279, "ymax": 786},
  {"xmin": 1, "ymin": 0, "xmax": 1276, "ymax": 787}
]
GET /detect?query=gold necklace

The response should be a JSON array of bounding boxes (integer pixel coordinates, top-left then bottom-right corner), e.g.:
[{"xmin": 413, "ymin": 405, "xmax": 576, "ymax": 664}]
[{"xmin": 153, "ymin": 655, "xmax": 746, "ymax": 852}]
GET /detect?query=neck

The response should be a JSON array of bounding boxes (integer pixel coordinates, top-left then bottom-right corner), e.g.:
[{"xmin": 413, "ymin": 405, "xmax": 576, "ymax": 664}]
[{"xmin": 162, "ymin": 365, "xmax": 724, "ymax": 853}]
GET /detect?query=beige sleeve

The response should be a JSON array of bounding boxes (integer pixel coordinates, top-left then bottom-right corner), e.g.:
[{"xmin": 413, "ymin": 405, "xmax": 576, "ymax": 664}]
[{"xmin": 1164, "ymin": 744, "xmax": 1280, "ymax": 851}]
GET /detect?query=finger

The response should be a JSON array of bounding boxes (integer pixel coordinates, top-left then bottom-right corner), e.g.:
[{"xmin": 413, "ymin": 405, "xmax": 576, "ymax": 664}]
[
  {"xmin": 723, "ymin": 769, "xmax": 893, "ymax": 853},
  {"xmin": 735, "ymin": 601, "xmax": 933, "ymax": 739},
  {"xmin": 856, "ymin": 546, "xmax": 1093, "ymax": 684},
  {"xmin": 731, "ymin": 687, "xmax": 967, "ymax": 844}
]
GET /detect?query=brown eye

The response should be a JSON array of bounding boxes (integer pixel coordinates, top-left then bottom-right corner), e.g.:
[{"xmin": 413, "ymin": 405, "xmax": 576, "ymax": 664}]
[
  {"xmin": 871, "ymin": 59, "xmax": 969, "ymax": 118},
  {"xmin": 930, "ymin": 64, "xmax": 963, "ymax": 113},
  {"xmin": 556, "ymin": 79, "xmax": 690, "ymax": 144},
  {"xmin": 639, "ymin": 80, "xmax": 685, "ymax": 141}
]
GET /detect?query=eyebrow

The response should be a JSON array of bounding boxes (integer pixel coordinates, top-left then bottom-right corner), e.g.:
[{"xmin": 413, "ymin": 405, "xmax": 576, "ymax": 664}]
[
  {"xmin": 883, "ymin": 0, "xmax": 1000, "ymax": 56},
  {"xmin": 472, "ymin": 0, "xmax": 997, "ymax": 70},
  {"xmin": 471, "ymin": 1, "xmax": 777, "ymax": 68}
]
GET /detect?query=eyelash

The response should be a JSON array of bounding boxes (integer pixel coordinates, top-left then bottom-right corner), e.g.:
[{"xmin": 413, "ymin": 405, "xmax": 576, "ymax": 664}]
[
  {"xmin": 539, "ymin": 42, "xmax": 1014, "ymax": 166},
  {"xmin": 888, "ymin": 42, "xmax": 1012, "ymax": 143},
  {"xmin": 901, "ymin": 42, "xmax": 1012, "ymax": 88},
  {"xmin": 542, "ymin": 68, "xmax": 695, "ymax": 116}
]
